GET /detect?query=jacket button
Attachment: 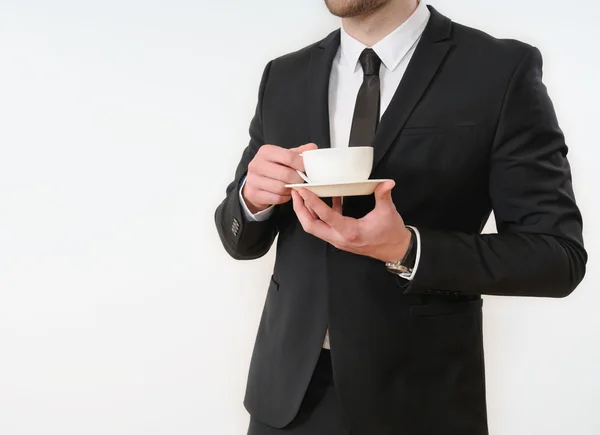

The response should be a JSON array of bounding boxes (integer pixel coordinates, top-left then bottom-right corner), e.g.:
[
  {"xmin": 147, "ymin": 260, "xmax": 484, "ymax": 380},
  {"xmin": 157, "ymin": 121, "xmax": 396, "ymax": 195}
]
[{"xmin": 232, "ymin": 218, "xmax": 240, "ymax": 236}]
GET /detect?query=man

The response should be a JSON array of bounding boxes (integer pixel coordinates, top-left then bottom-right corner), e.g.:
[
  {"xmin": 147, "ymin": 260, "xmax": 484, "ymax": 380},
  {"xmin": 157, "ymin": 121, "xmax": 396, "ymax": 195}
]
[{"xmin": 214, "ymin": 0, "xmax": 587, "ymax": 433}]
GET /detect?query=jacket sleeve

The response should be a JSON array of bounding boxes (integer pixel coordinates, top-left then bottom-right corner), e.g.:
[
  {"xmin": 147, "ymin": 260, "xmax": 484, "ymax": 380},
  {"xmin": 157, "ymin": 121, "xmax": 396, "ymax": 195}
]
[
  {"xmin": 405, "ymin": 46, "xmax": 587, "ymax": 298},
  {"xmin": 214, "ymin": 61, "xmax": 279, "ymax": 260}
]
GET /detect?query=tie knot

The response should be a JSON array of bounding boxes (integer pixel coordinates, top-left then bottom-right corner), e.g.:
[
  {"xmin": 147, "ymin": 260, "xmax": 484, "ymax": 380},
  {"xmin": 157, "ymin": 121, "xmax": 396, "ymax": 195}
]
[{"xmin": 359, "ymin": 48, "xmax": 381, "ymax": 76}]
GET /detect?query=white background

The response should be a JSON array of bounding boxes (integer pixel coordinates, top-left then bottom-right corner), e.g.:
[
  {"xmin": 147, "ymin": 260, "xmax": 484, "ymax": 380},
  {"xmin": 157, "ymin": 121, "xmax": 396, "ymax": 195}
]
[{"xmin": 0, "ymin": 1, "xmax": 598, "ymax": 434}]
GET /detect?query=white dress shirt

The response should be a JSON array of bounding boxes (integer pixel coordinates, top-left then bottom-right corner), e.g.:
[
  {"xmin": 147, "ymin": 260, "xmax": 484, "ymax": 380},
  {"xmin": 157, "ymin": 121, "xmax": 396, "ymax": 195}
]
[{"xmin": 240, "ymin": 1, "xmax": 430, "ymax": 349}]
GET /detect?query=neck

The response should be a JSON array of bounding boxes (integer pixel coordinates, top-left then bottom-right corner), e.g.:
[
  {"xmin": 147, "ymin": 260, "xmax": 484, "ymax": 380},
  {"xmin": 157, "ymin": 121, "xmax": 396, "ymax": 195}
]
[{"xmin": 342, "ymin": 0, "xmax": 419, "ymax": 47}]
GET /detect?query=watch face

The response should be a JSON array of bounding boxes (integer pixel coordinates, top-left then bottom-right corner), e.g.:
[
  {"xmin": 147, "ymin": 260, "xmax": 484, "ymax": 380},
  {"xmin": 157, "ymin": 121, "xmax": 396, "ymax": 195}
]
[{"xmin": 386, "ymin": 263, "xmax": 410, "ymax": 274}]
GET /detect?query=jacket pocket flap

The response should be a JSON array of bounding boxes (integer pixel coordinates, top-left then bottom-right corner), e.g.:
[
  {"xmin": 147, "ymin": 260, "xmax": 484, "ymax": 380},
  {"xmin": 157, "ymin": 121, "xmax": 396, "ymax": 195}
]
[{"xmin": 410, "ymin": 299, "xmax": 482, "ymax": 317}]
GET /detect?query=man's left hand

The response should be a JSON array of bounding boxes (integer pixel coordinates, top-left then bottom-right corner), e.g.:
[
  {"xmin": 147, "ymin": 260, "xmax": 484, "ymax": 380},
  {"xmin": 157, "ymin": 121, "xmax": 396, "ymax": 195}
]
[{"xmin": 291, "ymin": 180, "xmax": 412, "ymax": 263}]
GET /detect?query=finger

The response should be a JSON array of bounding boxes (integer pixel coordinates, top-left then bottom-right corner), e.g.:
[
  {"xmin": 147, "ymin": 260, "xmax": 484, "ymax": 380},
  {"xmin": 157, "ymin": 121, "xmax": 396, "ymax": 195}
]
[
  {"xmin": 298, "ymin": 189, "xmax": 347, "ymax": 230},
  {"xmin": 292, "ymin": 190, "xmax": 336, "ymax": 241},
  {"xmin": 251, "ymin": 161, "xmax": 305, "ymax": 184},
  {"xmin": 261, "ymin": 146, "xmax": 305, "ymax": 172},
  {"xmin": 290, "ymin": 143, "xmax": 318, "ymax": 154},
  {"xmin": 291, "ymin": 144, "xmax": 318, "ymax": 174},
  {"xmin": 246, "ymin": 173, "xmax": 289, "ymax": 196},
  {"xmin": 306, "ymin": 204, "xmax": 319, "ymax": 220},
  {"xmin": 247, "ymin": 186, "xmax": 291, "ymax": 206},
  {"xmin": 292, "ymin": 190, "xmax": 318, "ymax": 229},
  {"xmin": 299, "ymin": 190, "xmax": 362, "ymax": 246},
  {"xmin": 374, "ymin": 180, "xmax": 396, "ymax": 208},
  {"xmin": 332, "ymin": 197, "xmax": 343, "ymax": 214}
]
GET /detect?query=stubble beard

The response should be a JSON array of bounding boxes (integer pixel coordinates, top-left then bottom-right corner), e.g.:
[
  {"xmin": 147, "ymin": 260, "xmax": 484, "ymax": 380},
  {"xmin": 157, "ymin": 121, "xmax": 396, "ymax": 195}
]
[{"xmin": 324, "ymin": 0, "xmax": 390, "ymax": 18}]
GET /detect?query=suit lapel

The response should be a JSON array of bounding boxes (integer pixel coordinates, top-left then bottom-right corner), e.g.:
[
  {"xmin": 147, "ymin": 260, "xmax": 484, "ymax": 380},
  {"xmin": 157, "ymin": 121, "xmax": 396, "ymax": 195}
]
[
  {"xmin": 308, "ymin": 30, "xmax": 340, "ymax": 150},
  {"xmin": 372, "ymin": 6, "xmax": 453, "ymax": 170}
]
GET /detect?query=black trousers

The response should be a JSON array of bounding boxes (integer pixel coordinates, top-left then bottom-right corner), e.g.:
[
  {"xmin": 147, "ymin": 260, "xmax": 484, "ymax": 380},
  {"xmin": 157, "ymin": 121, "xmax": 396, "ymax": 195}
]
[{"xmin": 247, "ymin": 350, "xmax": 349, "ymax": 435}]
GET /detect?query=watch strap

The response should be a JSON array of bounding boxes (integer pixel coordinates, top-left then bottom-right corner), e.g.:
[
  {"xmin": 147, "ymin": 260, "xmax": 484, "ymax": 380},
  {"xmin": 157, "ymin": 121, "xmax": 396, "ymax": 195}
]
[
  {"xmin": 385, "ymin": 227, "xmax": 417, "ymax": 275},
  {"xmin": 402, "ymin": 227, "xmax": 417, "ymax": 270}
]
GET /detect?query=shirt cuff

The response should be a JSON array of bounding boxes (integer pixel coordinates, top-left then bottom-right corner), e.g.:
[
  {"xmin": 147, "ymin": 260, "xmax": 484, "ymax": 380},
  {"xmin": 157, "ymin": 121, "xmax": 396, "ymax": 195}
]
[
  {"xmin": 398, "ymin": 225, "xmax": 421, "ymax": 281},
  {"xmin": 238, "ymin": 176, "xmax": 274, "ymax": 222}
]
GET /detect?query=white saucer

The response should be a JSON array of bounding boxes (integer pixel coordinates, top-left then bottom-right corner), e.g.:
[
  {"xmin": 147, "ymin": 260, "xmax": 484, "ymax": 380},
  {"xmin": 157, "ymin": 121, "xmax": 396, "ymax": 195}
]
[{"xmin": 285, "ymin": 179, "xmax": 391, "ymax": 197}]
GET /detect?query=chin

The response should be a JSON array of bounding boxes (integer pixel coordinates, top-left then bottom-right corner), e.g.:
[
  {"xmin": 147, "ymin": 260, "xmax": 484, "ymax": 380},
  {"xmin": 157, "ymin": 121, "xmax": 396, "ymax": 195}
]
[{"xmin": 324, "ymin": 0, "xmax": 390, "ymax": 18}]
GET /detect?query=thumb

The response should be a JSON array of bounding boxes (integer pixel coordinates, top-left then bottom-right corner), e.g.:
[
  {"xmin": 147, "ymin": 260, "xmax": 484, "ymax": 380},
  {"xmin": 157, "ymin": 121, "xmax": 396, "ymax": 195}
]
[
  {"xmin": 291, "ymin": 143, "xmax": 318, "ymax": 154},
  {"xmin": 374, "ymin": 180, "xmax": 396, "ymax": 207}
]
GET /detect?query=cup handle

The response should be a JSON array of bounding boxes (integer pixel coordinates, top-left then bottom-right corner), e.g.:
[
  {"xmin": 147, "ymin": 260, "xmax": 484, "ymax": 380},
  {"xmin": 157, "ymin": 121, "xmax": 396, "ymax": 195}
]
[
  {"xmin": 296, "ymin": 170, "xmax": 310, "ymax": 184},
  {"xmin": 295, "ymin": 153, "xmax": 310, "ymax": 183}
]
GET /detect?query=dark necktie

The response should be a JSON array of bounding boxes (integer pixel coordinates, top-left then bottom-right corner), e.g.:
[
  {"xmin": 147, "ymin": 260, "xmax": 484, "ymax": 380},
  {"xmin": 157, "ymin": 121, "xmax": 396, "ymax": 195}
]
[{"xmin": 348, "ymin": 48, "xmax": 382, "ymax": 147}]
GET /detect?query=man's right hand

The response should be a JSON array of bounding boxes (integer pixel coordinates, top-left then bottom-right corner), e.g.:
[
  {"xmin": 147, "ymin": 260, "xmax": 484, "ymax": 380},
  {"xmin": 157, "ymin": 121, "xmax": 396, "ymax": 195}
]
[{"xmin": 242, "ymin": 143, "xmax": 318, "ymax": 214}]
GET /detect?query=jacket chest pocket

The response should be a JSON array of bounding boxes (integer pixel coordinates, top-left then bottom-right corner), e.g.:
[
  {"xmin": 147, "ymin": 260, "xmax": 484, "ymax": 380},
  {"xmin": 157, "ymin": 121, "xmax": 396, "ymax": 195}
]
[
  {"xmin": 381, "ymin": 125, "xmax": 481, "ymax": 175},
  {"xmin": 374, "ymin": 125, "xmax": 488, "ymax": 203}
]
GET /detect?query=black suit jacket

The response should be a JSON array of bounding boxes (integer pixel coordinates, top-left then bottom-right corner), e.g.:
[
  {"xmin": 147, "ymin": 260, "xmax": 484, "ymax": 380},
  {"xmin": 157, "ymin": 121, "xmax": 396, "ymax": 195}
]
[{"xmin": 215, "ymin": 6, "xmax": 587, "ymax": 435}]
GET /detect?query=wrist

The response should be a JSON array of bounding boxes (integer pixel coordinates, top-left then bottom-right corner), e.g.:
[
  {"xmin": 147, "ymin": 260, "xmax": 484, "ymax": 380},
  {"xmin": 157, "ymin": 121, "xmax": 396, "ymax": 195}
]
[
  {"xmin": 384, "ymin": 227, "xmax": 417, "ymax": 275},
  {"xmin": 382, "ymin": 226, "xmax": 412, "ymax": 263},
  {"xmin": 241, "ymin": 185, "xmax": 270, "ymax": 214}
]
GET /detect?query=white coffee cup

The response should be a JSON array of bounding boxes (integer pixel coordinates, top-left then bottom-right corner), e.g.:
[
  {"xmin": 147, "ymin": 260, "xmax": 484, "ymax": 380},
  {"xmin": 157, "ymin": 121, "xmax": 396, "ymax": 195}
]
[{"xmin": 298, "ymin": 146, "xmax": 373, "ymax": 184}]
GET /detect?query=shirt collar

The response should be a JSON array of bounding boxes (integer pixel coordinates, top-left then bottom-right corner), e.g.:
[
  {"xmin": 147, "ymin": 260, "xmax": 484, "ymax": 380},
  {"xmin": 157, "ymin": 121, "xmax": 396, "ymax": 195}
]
[{"xmin": 340, "ymin": 1, "xmax": 431, "ymax": 73}]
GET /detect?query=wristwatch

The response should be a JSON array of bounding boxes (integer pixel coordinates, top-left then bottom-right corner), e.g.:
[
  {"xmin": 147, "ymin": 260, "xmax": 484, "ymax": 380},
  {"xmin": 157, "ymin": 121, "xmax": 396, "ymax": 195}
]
[{"xmin": 385, "ymin": 227, "xmax": 417, "ymax": 276}]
